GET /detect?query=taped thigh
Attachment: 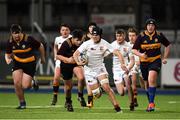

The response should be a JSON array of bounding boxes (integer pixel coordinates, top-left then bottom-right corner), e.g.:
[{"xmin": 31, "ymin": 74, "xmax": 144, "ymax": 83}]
[{"xmin": 99, "ymin": 78, "xmax": 109, "ymax": 85}]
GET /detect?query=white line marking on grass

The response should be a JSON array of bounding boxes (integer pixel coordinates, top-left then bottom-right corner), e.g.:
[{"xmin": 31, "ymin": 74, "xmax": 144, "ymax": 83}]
[
  {"xmin": 0, "ymin": 105, "xmax": 63, "ymax": 108},
  {"xmin": 168, "ymin": 101, "xmax": 180, "ymax": 104},
  {"xmin": 0, "ymin": 105, "xmax": 159, "ymax": 110}
]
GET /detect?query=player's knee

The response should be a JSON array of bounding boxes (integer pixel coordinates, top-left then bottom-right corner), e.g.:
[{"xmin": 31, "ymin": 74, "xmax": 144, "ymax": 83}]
[
  {"xmin": 77, "ymin": 77, "xmax": 85, "ymax": 83},
  {"xmin": 53, "ymin": 81, "xmax": 59, "ymax": 86},
  {"xmin": 64, "ymin": 83, "xmax": 72, "ymax": 90},
  {"xmin": 92, "ymin": 87, "xmax": 102, "ymax": 99},
  {"xmin": 23, "ymin": 84, "xmax": 31, "ymax": 89},
  {"xmin": 14, "ymin": 81, "xmax": 21, "ymax": 86},
  {"xmin": 126, "ymin": 83, "xmax": 131, "ymax": 90},
  {"xmin": 53, "ymin": 76, "xmax": 60, "ymax": 81},
  {"xmin": 100, "ymin": 78, "xmax": 111, "ymax": 92},
  {"xmin": 54, "ymin": 74, "xmax": 60, "ymax": 80}
]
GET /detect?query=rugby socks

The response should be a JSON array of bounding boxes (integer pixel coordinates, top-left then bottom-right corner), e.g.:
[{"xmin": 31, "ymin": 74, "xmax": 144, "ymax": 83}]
[
  {"xmin": 16, "ymin": 101, "xmax": 26, "ymax": 109},
  {"xmin": 66, "ymin": 97, "xmax": 72, "ymax": 103},
  {"xmin": 20, "ymin": 101, "xmax": 26, "ymax": 107},
  {"xmin": 146, "ymin": 90, "xmax": 150, "ymax": 102},
  {"xmin": 53, "ymin": 84, "xmax": 59, "ymax": 95},
  {"xmin": 78, "ymin": 92, "xmax": 83, "ymax": 98},
  {"xmin": 78, "ymin": 92, "xmax": 86, "ymax": 107},
  {"xmin": 133, "ymin": 89, "xmax": 138, "ymax": 107},
  {"xmin": 88, "ymin": 95, "xmax": 93, "ymax": 104},
  {"xmin": 114, "ymin": 104, "xmax": 121, "ymax": 112},
  {"xmin": 148, "ymin": 87, "xmax": 156, "ymax": 103},
  {"xmin": 133, "ymin": 89, "xmax": 138, "ymax": 99}
]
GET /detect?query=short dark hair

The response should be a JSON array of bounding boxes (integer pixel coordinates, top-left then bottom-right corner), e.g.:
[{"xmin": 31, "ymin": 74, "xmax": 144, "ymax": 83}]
[
  {"xmin": 71, "ymin": 29, "xmax": 84, "ymax": 40},
  {"xmin": 127, "ymin": 27, "xmax": 138, "ymax": 35},
  {"xmin": 115, "ymin": 29, "xmax": 126, "ymax": 35},
  {"xmin": 10, "ymin": 24, "xmax": 22, "ymax": 33},
  {"xmin": 60, "ymin": 23, "xmax": 71, "ymax": 30},
  {"xmin": 88, "ymin": 22, "xmax": 97, "ymax": 28}
]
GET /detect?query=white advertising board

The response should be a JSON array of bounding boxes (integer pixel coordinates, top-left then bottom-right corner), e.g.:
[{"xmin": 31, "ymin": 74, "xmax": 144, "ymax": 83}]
[{"xmin": 161, "ymin": 59, "xmax": 180, "ymax": 87}]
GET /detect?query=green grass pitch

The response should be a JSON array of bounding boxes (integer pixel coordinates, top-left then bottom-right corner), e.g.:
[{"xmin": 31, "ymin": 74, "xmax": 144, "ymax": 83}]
[{"xmin": 0, "ymin": 93, "xmax": 180, "ymax": 119}]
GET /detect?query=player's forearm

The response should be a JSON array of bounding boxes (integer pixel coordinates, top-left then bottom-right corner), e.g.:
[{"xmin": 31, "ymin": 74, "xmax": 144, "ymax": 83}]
[
  {"xmin": 73, "ymin": 50, "xmax": 80, "ymax": 64},
  {"xmin": 127, "ymin": 56, "xmax": 135, "ymax": 70},
  {"xmin": 132, "ymin": 49, "xmax": 142, "ymax": 57},
  {"xmin": 5, "ymin": 53, "xmax": 12, "ymax": 64},
  {"xmin": 39, "ymin": 44, "xmax": 46, "ymax": 63},
  {"xmin": 56, "ymin": 55, "xmax": 73, "ymax": 63},
  {"xmin": 39, "ymin": 44, "xmax": 45, "ymax": 58},
  {"xmin": 113, "ymin": 49, "xmax": 125, "ymax": 65},
  {"xmin": 56, "ymin": 55, "xmax": 65, "ymax": 62},
  {"xmin": 53, "ymin": 45, "xmax": 58, "ymax": 60},
  {"xmin": 163, "ymin": 45, "xmax": 170, "ymax": 59},
  {"xmin": 135, "ymin": 60, "xmax": 140, "ymax": 66}
]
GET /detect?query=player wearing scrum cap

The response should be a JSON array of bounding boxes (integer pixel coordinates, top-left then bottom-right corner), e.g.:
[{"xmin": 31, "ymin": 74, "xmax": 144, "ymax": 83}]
[
  {"xmin": 84, "ymin": 22, "xmax": 97, "ymax": 41},
  {"xmin": 73, "ymin": 26, "xmax": 126, "ymax": 112},
  {"xmin": 80, "ymin": 22, "xmax": 97, "ymax": 108},
  {"xmin": 132, "ymin": 18, "xmax": 171, "ymax": 112}
]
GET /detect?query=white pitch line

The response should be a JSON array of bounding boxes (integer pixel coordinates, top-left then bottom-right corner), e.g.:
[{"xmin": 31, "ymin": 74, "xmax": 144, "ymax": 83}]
[
  {"xmin": 0, "ymin": 105, "xmax": 63, "ymax": 108},
  {"xmin": 168, "ymin": 101, "xmax": 180, "ymax": 104},
  {"xmin": 0, "ymin": 105, "xmax": 159, "ymax": 110}
]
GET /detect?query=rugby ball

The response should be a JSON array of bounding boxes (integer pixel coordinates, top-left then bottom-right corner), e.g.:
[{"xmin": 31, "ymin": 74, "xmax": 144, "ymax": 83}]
[{"xmin": 78, "ymin": 52, "xmax": 88, "ymax": 64}]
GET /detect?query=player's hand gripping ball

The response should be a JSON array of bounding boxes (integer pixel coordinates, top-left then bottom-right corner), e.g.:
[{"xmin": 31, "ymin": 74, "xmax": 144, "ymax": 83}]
[{"xmin": 78, "ymin": 52, "xmax": 88, "ymax": 65}]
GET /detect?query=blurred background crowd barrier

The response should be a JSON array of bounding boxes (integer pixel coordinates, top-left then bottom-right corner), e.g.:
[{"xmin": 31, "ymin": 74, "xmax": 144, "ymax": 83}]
[{"xmin": 0, "ymin": 0, "xmax": 180, "ymax": 88}]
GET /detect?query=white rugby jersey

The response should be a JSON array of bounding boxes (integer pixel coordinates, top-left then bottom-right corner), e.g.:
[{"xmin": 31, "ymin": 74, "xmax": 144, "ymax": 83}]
[
  {"xmin": 77, "ymin": 39, "xmax": 113, "ymax": 68},
  {"xmin": 111, "ymin": 41, "xmax": 133, "ymax": 69},
  {"xmin": 54, "ymin": 35, "xmax": 72, "ymax": 49}
]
